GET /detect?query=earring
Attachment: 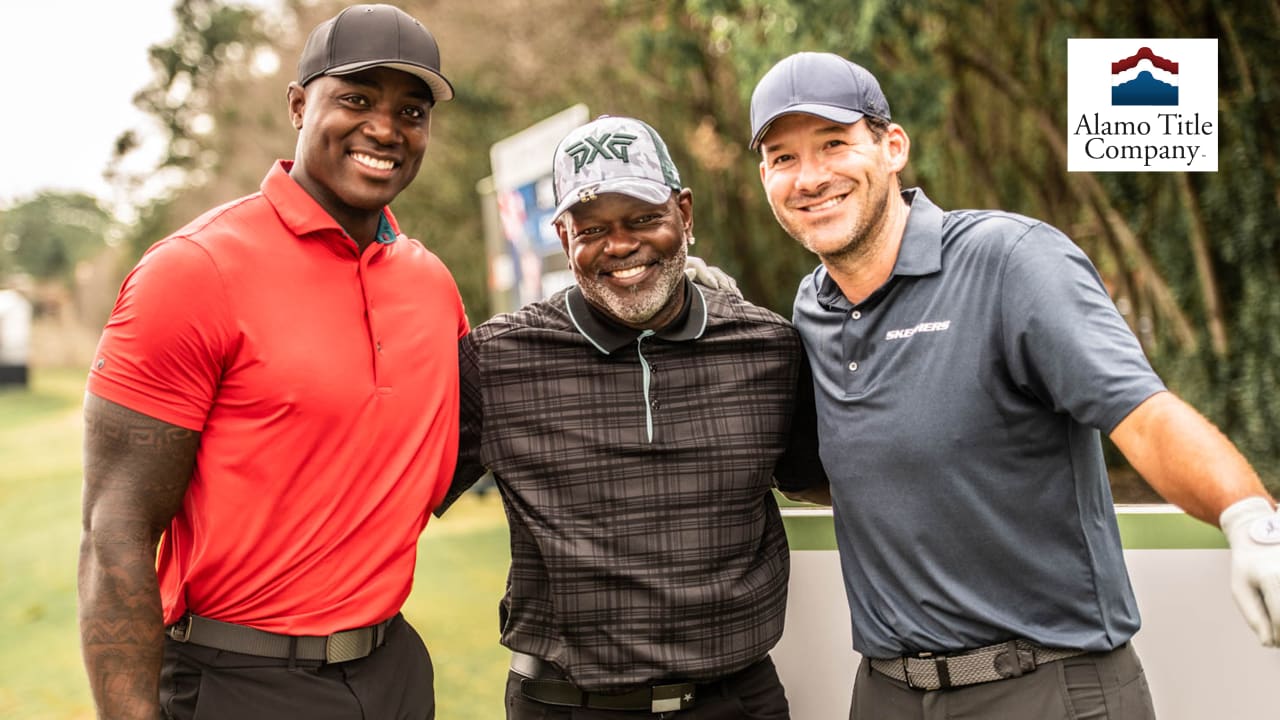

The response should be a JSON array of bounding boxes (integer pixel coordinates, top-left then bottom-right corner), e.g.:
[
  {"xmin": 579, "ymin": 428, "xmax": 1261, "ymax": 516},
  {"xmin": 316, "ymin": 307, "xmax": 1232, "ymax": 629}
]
[{"xmin": 687, "ymin": 234, "xmax": 696, "ymax": 246}]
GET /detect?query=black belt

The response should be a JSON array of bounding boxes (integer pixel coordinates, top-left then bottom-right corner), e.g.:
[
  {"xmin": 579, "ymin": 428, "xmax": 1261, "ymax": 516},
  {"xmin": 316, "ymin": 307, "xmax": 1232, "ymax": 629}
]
[
  {"xmin": 869, "ymin": 640, "xmax": 1088, "ymax": 691},
  {"xmin": 511, "ymin": 652, "xmax": 697, "ymax": 713},
  {"xmin": 166, "ymin": 613, "xmax": 394, "ymax": 664}
]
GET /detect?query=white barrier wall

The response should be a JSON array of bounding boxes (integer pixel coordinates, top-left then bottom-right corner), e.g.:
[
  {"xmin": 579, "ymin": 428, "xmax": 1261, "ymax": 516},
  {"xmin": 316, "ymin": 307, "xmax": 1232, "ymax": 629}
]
[{"xmin": 774, "ymin": 505, "xmax": 1280, "ymax": 719}]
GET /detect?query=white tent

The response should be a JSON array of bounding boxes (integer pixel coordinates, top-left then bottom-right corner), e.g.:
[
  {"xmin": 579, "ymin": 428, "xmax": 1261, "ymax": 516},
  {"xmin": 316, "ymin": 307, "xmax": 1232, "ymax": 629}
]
[{"xmin": 0, "ymin": 288, "xmax": 32, "ymax": 386}]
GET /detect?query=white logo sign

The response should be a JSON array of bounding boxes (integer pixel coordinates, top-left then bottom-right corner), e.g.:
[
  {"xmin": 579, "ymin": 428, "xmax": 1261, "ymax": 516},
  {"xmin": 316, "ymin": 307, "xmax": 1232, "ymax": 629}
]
[{"xmin": 1067, "ymin": 39, "xmax": 1218, "ymax": 172}]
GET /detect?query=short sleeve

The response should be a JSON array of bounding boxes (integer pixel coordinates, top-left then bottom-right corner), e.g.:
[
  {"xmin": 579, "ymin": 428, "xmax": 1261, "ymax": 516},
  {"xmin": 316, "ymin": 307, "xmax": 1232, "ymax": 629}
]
[
  {"xmin": 87, "ymin": 238, "xmax": 234, "ymax": 430},
  {"xmin": 999, "ymin": 224, "xmax": 1166, "ymax": 432}
]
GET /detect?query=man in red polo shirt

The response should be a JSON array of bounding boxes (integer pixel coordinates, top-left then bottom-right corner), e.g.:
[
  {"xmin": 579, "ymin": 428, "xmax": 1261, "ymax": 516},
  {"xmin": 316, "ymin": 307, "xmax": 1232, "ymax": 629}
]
[{"xmin": 78, "ymin": 5, "xmax": 465, "ymax": 719}]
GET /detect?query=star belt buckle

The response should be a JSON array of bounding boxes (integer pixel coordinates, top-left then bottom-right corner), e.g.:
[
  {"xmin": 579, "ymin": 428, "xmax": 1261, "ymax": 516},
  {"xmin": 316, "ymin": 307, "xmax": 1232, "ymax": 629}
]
[{"xmin": 651, "ymin": 683, "xmax": 695, "ymax": 712}]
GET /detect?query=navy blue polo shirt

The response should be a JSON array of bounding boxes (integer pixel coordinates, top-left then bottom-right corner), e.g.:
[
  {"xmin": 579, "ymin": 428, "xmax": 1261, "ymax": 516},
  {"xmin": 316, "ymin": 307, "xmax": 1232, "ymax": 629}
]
[{"xmin": 793, "ymin": 189, "xmax": 1166, "ymax": 659}]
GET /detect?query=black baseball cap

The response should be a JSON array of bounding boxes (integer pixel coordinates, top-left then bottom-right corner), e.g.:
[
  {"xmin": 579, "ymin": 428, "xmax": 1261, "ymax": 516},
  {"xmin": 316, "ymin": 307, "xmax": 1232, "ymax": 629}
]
[
  {"xmin": 298, "ymin": 4, "xmax": 454, "ymax": 102},
  {"xmin": 749, "ymin": 52, "xmax": 890, "ymax": 150}
]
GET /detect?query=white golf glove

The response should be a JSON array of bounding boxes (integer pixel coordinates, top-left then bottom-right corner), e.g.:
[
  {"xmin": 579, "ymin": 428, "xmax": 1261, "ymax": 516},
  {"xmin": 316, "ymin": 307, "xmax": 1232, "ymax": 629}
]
[
  {"xmin": 683, "ymin": 256, "xmax": 742, "ymax": 298},
  {"xmin": 1220, "ymin": 496, "xmax": 1280, "ymax": 647}
]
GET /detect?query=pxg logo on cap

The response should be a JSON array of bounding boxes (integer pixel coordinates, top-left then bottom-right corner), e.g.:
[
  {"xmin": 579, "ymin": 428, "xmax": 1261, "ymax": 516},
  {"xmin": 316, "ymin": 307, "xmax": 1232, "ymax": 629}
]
[
  {"xmin": 551, "ymin": 116, "xmax": 682, "ymax": 221},
  {"xmin": 1067, "ymin": 39, "xmax": 1217, "ymax": 172}
]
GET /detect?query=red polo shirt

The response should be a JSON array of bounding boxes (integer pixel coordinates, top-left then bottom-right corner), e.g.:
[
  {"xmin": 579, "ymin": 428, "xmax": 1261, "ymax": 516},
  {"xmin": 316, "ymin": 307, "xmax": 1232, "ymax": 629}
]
[{"xmin": 88, "ymin": 161, "xmax": 468, "ymax": 634}]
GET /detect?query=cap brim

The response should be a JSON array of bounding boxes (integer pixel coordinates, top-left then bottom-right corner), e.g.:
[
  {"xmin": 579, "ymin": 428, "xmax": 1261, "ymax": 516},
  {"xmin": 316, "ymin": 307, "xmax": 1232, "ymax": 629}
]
[
  {"xmin": 749, "ymin": 103, "xmax": 865, "ymax": 150},
  {"xmin": 552, "ymin": 178, "xmax": 675, "ymax": 222},
  {"xmin": 326, "ymin": 60, "xmax": 455, "ymax": 102}
]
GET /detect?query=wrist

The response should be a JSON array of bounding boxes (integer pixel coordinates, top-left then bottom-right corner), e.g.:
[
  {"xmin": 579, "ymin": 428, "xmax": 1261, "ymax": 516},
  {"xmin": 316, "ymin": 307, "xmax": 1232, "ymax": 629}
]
[{"xmin": 1220, "ymin": 496, "xmax": 1280, "ymax": 544}]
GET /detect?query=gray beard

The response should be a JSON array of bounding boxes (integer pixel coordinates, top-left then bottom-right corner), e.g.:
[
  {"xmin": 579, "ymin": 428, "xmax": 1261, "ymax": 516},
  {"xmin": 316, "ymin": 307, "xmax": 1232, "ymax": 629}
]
[{"xmin": 577, "ymin": 243, "xmax": 689, "ymax": 326}]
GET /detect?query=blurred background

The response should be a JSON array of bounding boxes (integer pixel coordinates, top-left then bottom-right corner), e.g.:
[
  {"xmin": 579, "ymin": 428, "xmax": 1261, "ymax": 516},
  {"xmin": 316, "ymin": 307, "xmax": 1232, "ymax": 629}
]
[{"xmin": 1, "ymin": 0, "xmax": 1277, "ymax": 717}]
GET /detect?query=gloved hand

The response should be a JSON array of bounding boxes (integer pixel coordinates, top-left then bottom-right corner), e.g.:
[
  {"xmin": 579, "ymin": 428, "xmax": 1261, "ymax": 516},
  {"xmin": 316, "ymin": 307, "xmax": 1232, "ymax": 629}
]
[
  {"xmin": 683, "ymin": 255, "xmax": 742, "ymax": 298},
  {"xmin": 1220, "ymin": 496, "xmax": 1280, "ymax": 647}
]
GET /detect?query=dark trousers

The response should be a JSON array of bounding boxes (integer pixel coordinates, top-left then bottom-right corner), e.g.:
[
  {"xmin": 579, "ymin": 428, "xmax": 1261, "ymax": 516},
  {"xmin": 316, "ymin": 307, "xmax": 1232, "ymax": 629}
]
[
  {"xmin": 160, "ymin": 613, "xmax": 434, "ymax": 720},
  {"xmin": 850, "ymin": 642, "xmax": 1157, "ymax": 720},
  {"xmin": 506, "ymin": 655, "xmax": 790, "ymax": 720}
]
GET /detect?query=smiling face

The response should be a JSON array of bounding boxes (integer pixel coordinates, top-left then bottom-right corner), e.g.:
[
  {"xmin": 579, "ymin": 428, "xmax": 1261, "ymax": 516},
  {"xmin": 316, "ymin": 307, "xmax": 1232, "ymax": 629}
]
[
  {"xmin": 758, "ymin": 114, "xmax": 908, "ymax": 264},
  {"xmin": 557, "ymin": 190, "xmax": 693, "ymax": 330},
  {"xmin": 287, "ymin": 67, "xmax": 434, "ymax": 241}
]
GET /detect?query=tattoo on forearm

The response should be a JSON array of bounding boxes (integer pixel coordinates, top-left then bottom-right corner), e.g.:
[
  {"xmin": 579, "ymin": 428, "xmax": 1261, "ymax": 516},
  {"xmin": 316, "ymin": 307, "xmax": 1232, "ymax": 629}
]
[{"xmin": 80, "ymin": 395, "xmax": 199, "ymax": 717}]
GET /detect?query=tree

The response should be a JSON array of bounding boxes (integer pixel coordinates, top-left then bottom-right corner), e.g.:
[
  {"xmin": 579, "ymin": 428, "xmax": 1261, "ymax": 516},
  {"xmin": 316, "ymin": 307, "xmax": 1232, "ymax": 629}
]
[
  {"xmin": 108, "ymin": 0, "xmax": 1280, "ymax": 488},
  {"xmin": 0, "ymin": 192, "xmax": 115, "ymax": 284}
]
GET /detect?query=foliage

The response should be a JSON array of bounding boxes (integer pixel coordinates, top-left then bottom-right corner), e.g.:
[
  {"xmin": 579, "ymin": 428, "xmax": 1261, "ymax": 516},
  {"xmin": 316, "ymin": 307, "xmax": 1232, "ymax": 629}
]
[
  {"xmin": 0, "ymin": 192, "xmax": 114, "ymax": 284},
  {"xmin": 104, "ymin": 1, "xmax": 1280, "ymax": 487},
  {"xmin": 622, "ymin": 0, "xmax": 1280, "ymax": 487}
]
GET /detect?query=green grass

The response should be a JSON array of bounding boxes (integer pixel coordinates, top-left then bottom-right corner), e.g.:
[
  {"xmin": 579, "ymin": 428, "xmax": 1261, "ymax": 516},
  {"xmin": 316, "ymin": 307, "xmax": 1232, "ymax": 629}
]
[{"xmin": 0, "ymin": 367, "xmax": 511, "ymax": 720}]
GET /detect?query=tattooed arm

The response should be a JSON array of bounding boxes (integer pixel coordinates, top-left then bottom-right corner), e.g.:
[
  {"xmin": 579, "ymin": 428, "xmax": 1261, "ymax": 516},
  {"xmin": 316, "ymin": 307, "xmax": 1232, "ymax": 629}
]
[{"xmin": 79, "ymin": 393, "xmax": 199, "ymax": 720}]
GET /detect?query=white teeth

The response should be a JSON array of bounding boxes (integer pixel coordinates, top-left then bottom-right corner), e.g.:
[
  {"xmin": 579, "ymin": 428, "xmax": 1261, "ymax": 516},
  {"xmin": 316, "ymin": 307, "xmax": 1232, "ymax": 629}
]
[
  {"xmin": 806, "ymin": 195, "xmax": 845, "ymax": 212},
  {"xmin": 610, "ymin": 266, "xmax": 646, "ymax": 279},
  {"xmin": 352, "ymin": 152, "xmax": 395, "ymax": 170}
]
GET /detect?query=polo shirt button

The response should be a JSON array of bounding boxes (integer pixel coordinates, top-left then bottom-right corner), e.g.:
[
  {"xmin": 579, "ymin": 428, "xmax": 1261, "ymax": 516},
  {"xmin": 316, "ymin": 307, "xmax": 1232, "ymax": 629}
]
[
  {"xmin": 848, "ymin": 361, "xmax": 859, "ymax": 372},
  {"xmin": 851, "ymin": 310, "xmax": 861, "ymax": 320}
]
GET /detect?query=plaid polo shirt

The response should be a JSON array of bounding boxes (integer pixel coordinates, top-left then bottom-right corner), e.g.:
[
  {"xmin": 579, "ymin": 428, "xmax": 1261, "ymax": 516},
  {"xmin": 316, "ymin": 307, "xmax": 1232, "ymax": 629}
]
[{"xmin": 447, "ymin": 280, "xmax": 822, "ymax": 693}]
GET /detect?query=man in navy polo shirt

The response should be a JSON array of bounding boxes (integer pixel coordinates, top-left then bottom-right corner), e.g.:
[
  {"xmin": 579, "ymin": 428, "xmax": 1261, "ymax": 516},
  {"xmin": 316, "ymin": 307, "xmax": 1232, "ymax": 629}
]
[{"xmin": 749, "ymin": 51, "xmax": 1280, "ymax": 719}]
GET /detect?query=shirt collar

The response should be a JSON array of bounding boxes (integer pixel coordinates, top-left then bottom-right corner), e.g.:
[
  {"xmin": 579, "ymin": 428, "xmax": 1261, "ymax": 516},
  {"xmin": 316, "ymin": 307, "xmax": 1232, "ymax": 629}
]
[
  {"xmin": 815, "ymin": 187, "xmax": 943, "ymax": 307},
  {"xmin": 261, "ymin": 160, "xmax": 401, "ymax": 245},
  {"xmin": 566, "ymin": 278, "xmax": 708, "ymax": 355}
]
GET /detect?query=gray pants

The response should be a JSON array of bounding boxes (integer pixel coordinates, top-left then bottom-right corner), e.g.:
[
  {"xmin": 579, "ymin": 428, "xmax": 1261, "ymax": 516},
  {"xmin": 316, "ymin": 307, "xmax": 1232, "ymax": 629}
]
[{"xmin": 850, "ymin": 643, "xmax": 1156, "ymax": 720}]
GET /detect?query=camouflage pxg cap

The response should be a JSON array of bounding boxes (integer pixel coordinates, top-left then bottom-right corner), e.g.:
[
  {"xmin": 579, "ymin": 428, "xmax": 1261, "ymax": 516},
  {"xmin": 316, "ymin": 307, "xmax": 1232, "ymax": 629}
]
[{"xmin": 551, "ymin": 115, "xmax": 682, "ymax": 221}]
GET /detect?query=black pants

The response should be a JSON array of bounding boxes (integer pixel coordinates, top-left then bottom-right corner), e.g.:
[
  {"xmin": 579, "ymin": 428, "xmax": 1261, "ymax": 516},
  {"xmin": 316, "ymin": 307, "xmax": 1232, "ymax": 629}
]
[
  {"xmin": 506, "ymin": 655, "xmax": 790, "ymax": 719},
  {"xmin": 160, "ymin": 613, "xmax": 434, "ymax": 720}
]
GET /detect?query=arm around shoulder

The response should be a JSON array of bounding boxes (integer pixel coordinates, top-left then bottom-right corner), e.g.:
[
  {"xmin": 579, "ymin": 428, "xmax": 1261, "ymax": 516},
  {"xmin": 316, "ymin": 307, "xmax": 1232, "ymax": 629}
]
[
  {"xmin": 774, "ymin": 351, "xmax": 831, "ymax": 506},
  {"xmin": 79, "ymin": 393, "xmax": 200, "ymax": 719}
]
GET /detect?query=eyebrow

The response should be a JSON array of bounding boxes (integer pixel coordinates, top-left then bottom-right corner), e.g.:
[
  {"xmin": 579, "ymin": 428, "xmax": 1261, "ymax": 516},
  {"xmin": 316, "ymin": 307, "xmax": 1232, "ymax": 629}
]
[
  {"xmin": 762, "ymin": 123, "xmax": 856, "ymax": 154},
  {"xmin": 339, "ymin": 73, "xmax": 434, "ymax": 103}
]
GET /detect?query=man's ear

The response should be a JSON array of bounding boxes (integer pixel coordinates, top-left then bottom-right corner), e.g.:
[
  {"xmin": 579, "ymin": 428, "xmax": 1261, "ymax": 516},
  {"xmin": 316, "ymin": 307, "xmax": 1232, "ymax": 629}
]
[
  {"xmin": 287, "ymin": 82, "xmax": 306, "ymax": 131},
  {"xmin": 883, "ymin": 123, "xmax": 910, "ymax": 174},
  {"xmin": 676, "ymin": 188, "xmax": 694, "ymax": 237},
  {"xmin": 556, "ymin": 217, "xmax": 571, "ymax": 256}
]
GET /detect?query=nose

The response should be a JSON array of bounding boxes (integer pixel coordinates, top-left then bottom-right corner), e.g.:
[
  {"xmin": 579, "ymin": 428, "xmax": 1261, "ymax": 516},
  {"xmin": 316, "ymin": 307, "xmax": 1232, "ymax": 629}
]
[
  {"xmin": 602, "ymin": 228, "xmax": 640, "ymax": 256},
  {"xmin": 363, "ymin": 106, "xmax": 401, "ymax": 146},
  {"xmin": 794, "ymin": 154, "xmax": 832, "ymax": 194}
]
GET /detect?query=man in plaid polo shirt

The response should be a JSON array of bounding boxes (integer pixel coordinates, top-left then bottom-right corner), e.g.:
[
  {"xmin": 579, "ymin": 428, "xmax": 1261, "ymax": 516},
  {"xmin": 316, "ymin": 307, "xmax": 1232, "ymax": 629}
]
[{"xmin": 442, "ymin": 115, "xmax": 825, "ymax": 718}]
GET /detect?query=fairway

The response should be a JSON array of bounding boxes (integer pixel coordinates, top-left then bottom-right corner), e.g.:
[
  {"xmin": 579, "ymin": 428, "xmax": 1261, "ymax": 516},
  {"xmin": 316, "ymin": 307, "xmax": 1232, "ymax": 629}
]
[{"xmin": 0, "ymin": 367, "xmax": 512, "ymax": 720}]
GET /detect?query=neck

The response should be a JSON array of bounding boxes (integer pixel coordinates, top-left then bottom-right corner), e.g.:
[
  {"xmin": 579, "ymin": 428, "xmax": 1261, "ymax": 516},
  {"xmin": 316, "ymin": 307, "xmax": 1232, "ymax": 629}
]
[
  {"xmin": 821, "ymin": 191, "xmax": 911, "ymax": 305},
  {"xmin": 324, "ymin": 205, "xmax": 381, "ymax": 253}
]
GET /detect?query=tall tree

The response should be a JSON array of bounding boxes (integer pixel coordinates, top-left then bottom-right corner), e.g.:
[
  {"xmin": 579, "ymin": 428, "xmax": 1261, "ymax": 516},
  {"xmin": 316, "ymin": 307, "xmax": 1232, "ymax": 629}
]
[{"xmin": 0, "ymin": 192, "xmax": 114, "ymax": 284}]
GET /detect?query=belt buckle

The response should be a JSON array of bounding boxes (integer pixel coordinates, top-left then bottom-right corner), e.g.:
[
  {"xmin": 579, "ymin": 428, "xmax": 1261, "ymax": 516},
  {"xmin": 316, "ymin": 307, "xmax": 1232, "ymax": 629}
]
[
  {"xmin": 993, "ymin": 640, "xmax": 1035, "ymax": 679},
  {"xmin": 325, "ymin": 628, "xmax": 371, "ymax": 663},
  {"xmin": 903, "ymin": 651, "xmax": 944, "ymax": 690},
  {"xmin": 651, "ymin": 683, "xmax": 695, "ymax": 712},
  {"xmin": 166, "ymin": 615, "xmax": 192, "ymax": 643}
]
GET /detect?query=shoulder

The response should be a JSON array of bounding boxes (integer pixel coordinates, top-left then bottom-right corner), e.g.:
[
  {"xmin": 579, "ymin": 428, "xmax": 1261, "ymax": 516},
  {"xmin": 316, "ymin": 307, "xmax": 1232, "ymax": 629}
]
[
  {"xmin": 702, "ymin": 287, "xmax": 800, "ymax": 342},
  {"xmin": 171, "ymin": 192, "xmax": 275, "ymax": 250},
  {"xmin": 940, "ymin": 208, "xmax": 1085, "ymax": 274},
  {"xmin": 386, "ymin": 235, "xmax": 465, "ymax": 286},
  {"xmin": 942, "ymin": 208, "xmax": 1045, "ymax": 251},
  {"xmin": 468, "ymin": 291, "xmax": 573, "ymax": 347}
]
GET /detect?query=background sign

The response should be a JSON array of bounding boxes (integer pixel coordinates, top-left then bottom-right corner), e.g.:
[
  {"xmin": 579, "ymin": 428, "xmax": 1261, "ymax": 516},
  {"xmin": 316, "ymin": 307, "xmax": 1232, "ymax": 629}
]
[{"xmin": 486, "ymin": 105, "xmax": 589, "ymax": 313}]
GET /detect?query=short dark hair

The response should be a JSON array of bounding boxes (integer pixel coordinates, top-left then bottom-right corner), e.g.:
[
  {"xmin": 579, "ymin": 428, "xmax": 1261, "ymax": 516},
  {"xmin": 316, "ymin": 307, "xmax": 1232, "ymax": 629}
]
[{"xmin": 864, "ymin": 116, "xmax": 890, "ymax": 142}]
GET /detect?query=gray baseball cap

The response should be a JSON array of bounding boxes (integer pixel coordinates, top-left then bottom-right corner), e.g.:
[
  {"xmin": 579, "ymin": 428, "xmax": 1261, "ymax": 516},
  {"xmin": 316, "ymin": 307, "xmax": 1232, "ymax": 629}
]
[
  {"xmin": 749, "ymin": 52, "xmax": 891, "ymax": 150},
  {"xmin": 298, "ymin": 4, "xmax": 454, "ymax": 102},
  {"xmin": 552, "ymin": 115, "xmax": 682, "ymax": 221}
]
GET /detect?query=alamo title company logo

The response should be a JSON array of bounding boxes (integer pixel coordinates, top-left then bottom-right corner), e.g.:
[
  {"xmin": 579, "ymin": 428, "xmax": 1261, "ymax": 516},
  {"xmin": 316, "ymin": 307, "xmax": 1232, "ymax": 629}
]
[{"xmin": 1067, "ymin": 39, "xmax": 1218, "ymax": 172}]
